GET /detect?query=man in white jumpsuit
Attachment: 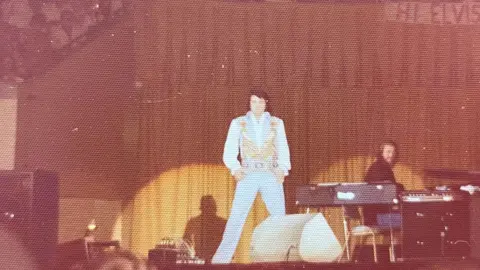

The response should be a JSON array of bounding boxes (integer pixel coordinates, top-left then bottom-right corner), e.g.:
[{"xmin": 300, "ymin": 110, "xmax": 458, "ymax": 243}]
[{"xmin": 212, "ymin": 89, "xmax": 291, "ymax": 264}]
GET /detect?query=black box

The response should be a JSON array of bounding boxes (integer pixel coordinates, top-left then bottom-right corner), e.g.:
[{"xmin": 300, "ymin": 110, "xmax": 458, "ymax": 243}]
[
  {"xmin": 401, "ymin": 198, "xmax": 470, "ymax": 259},
  {"xmin": 149, "ymin": 248, "xmax": 179, "ymax": 266}
]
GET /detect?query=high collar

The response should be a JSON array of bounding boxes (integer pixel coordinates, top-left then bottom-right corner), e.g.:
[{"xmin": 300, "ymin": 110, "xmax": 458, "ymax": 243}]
[{"xmin": 247, "ymin": 111, "xmax": 270, "ymax": 123}]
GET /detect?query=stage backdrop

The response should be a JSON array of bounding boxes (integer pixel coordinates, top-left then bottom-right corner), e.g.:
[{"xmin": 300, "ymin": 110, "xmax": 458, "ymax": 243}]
[{"xmin": 123, "ymin": 0, "xmax": 480, "ymax": 263}]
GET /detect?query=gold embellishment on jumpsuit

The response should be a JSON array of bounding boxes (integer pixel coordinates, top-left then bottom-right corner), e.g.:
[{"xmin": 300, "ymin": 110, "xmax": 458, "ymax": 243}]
[{"xmin": 240, "ymin": 120, "xmax": 277, "ymax": 160}]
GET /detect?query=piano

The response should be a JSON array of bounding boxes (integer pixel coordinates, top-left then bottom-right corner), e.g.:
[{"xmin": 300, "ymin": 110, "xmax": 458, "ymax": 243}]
[{"xmin": 295, "ymin": 182, "xmax": 402, "ymax": 207}]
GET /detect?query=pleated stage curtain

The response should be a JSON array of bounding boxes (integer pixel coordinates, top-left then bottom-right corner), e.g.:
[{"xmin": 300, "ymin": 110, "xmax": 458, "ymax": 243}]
[{"xmin": 124, "ymin": 0, "xmax": 480, "ymax": 263}]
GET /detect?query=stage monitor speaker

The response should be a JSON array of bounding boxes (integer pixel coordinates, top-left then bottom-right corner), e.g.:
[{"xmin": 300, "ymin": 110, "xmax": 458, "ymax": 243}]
[
  {"xmin": 250, "ymin": 213, "xmax": 342, "ymax": 263},
  {"xmin": 0, "ymin": 170, "xmax": 59, "ymax": 269}
]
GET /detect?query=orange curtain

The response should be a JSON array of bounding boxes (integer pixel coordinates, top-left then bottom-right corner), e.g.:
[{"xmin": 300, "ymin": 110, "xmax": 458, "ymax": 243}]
[{"xmin": 125, "ymin": 1, "xmax": 480, "ymax": 263}]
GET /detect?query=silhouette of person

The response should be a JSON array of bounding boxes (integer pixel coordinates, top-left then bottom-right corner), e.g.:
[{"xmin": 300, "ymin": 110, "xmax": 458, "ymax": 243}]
[{"xmin": 183, "ymin": 195, "xmax": 226, "ymax": 264}]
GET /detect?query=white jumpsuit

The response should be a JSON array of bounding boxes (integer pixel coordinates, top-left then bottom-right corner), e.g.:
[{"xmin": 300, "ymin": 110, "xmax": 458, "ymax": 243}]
[{"xmin": 212, "ymin": 111, "xmax": 291, "ymax": 264}]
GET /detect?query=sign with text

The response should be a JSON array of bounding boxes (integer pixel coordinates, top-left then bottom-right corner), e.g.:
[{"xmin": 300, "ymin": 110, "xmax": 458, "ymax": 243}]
[{"xmin": 385, "ymin": 2, "xmax": 480, "ymax": 25}]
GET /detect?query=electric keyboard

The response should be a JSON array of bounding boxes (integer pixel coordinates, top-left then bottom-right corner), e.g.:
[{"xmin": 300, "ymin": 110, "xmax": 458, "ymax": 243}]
[{"xmin": 295, "ymin": 182, "xmax": 402, "ymax": 207}]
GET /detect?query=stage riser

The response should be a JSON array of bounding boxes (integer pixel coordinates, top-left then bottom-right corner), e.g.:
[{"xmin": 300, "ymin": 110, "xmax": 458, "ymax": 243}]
[{"xmin": 146, "ymin": 261, "xmax": 480, "ymax": 270}]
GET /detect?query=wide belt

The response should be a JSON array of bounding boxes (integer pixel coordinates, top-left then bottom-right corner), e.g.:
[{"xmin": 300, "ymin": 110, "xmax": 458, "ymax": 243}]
[{"xmin": 241, "ymin": 160, "xmax": 278, "ymax": 172}]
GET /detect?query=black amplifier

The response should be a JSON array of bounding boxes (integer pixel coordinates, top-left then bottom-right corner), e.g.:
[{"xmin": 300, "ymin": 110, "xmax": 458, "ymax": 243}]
[
  {"xmin": 148, "ymin": 247, "xmax": 179, "ymax": 266},
  {"xmin": 400, "ymin": 190, "xmax": 470, "ymax": 259}
]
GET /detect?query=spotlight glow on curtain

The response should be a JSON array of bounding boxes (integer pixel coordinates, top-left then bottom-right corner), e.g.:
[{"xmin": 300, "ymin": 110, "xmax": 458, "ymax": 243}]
[{"xmin": 123, "ymin": 164, "xmax": 269, "ymax": 263}]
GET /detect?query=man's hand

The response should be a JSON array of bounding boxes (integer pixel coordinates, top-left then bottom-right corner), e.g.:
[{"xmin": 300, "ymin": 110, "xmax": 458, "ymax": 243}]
[
  {"xmin": 274, "ymin": 168, "xmax": 285, "ymax": 184},
  {"xmin": 233, "ymin": 168, "xmax": 246, "ymax": 182}
]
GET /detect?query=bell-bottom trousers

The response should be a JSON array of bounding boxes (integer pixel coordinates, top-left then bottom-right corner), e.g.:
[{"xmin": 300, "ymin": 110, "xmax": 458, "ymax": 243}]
[{"xmin": 211, "ymin": 171, "xmax": 286, "ymax": 264}]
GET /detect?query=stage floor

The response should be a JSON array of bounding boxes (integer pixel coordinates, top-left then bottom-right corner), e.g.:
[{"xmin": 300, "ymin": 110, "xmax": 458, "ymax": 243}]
[{"xmin": 152, "ymin": 259, "xmax": 480, "ymax": 270}]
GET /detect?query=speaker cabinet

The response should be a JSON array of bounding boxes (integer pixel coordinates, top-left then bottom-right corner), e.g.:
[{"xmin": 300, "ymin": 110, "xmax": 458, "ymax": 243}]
[
  {"xmin": 401, "ymin": 197, "xmax": 470, "ymax": 259},
  {"xmin": 148, "ymin": 248, "xmax": 179, "ymax": 266},
  {"xmin": 250, "ymin": 213, "xmax": 342, "ymax": 263},
  {"xmin": 0, "ymin": 170, "xmax": 59, "ymax": 269},
  {"xmin": 469, "ymin": 194, "xmax": 480, "ymax": 259}
]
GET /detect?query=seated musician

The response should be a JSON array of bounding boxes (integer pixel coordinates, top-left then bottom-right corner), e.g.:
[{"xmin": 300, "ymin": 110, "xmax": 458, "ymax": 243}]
[{"xmin": 363, "ymin": 140, "xmax": 403, "ymax": 226}]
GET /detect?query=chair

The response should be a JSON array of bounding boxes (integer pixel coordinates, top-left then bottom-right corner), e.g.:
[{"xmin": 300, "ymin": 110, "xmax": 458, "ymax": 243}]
[{"xmin": 339, "ymin": 206, "xmax": 401, "ymax": 263}]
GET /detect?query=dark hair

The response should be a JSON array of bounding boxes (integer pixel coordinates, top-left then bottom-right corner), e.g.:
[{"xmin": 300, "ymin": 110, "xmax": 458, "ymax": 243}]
[
  {"xmin": 248, "ymin": 87, "xmax": 271, "ymax": 112},
  {"xmin": 250, "ymin": 87, "xmax": 270, "ymax": 101},
  {"xmin": 377, "ymin": 140, "xmax": 399, "ymax": 164}
]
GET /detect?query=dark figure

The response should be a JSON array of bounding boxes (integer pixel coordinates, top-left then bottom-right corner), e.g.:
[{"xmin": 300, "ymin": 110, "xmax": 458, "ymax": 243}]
[
  {"xmin": 183, "ymin": 195, "xmax": 226, "ymax": 264},
  {"xmin": 363, "ymin": 141, "xmax": 403, "ymax": 226}
]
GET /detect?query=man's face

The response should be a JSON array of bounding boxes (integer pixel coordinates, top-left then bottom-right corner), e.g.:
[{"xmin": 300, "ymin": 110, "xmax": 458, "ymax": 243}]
[
  {"xmin": 382, "ymin": 144, "xmax": 396, "ymax": 164},
  {"xmin": 250, "ymin": 95, "xmax": 266, "ymax": 115}
]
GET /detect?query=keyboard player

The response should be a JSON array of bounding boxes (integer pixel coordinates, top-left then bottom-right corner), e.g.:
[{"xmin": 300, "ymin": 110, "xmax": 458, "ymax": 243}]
[{"xmin": 362, "ymin": 140, "xmax": 404, "ymax": 226}]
